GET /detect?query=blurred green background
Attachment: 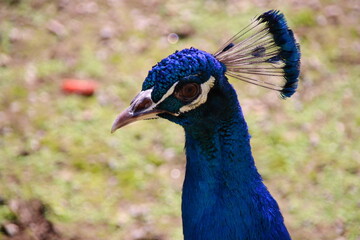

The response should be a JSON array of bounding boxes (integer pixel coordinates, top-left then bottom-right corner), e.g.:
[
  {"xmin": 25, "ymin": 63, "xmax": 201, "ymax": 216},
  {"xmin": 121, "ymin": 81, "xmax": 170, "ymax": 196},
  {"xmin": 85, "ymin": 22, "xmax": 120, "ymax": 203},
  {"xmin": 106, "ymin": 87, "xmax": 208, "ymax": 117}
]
[{"xmin": 0, "ymin": 0, "xmax": 359, "ymax": 239}]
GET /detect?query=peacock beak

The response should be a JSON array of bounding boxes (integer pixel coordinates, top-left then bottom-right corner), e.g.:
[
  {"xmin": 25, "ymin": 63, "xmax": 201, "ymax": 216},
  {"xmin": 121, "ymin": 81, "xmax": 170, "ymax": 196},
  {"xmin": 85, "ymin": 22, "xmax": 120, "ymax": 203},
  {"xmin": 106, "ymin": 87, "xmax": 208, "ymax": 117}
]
[{"xmin": 111, "ymin": 89, "xmax": 165, "ymax": 133}]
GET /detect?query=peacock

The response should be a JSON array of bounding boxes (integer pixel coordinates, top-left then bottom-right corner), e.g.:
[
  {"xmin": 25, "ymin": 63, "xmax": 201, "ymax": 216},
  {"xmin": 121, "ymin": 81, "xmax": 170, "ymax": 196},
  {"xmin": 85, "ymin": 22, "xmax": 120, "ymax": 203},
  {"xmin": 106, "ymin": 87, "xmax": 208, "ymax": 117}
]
[{"xmin": 111, "ymin": 10, "xmax": 300, "ymax": 240}]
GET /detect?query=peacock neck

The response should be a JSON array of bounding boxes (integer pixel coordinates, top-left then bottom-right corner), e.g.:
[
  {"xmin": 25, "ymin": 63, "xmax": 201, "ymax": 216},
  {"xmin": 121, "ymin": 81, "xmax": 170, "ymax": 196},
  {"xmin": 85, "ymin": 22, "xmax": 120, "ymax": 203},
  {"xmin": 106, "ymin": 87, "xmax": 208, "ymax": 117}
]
[{"xmin": 181, "ymin": 84, "xmax": 291, "ymax": 240}]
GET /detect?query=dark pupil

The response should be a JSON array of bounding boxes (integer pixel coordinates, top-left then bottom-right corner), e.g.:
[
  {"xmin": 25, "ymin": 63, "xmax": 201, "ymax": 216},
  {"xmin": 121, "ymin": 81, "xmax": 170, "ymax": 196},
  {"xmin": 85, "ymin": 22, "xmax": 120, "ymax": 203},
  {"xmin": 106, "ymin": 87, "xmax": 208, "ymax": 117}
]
[
  {"xmin": 174, "ymin": 83, "xmax": 200, "ymax": 102},
  {"xmin": 183, "ymin": 85, "xmax": 196, "ymax": 97}
]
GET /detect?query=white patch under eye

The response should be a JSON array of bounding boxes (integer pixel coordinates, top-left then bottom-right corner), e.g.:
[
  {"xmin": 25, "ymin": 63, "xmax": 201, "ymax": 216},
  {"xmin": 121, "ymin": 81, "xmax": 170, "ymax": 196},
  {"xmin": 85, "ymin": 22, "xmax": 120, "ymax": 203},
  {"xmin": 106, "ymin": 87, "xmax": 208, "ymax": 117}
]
[{"xmin": 179, "ymin": 76, "xmax": 215, "ymax": 113}]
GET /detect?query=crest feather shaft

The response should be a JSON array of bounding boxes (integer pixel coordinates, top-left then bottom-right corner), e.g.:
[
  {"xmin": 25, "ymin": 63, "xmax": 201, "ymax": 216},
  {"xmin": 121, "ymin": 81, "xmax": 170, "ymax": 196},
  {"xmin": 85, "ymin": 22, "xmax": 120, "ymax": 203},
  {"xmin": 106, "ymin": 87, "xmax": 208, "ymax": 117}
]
[{"xmin": 214, "ymin": 10, "xmax": 301, "ymax": 98}]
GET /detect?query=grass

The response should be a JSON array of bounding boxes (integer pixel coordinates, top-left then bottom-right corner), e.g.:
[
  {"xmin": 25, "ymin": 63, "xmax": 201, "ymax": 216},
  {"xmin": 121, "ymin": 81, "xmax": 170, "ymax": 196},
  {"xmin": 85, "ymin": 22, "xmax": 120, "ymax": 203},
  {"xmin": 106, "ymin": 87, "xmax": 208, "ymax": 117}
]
[{"xmin": 0, "ymin": 0, "xmax": 359, "ymax": 239}]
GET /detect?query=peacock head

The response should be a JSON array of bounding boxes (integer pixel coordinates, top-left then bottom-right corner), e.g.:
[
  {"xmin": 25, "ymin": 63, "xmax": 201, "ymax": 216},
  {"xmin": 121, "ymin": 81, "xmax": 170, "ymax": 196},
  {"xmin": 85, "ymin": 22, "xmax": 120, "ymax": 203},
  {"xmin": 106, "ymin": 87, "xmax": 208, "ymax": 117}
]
[
  {"xmin": 111, "ymin": 48, "xmax": 227, "ymax": 131},
  {"xmin": 111, "ymin": 10, "xmax": 300, "ymax": 132}
]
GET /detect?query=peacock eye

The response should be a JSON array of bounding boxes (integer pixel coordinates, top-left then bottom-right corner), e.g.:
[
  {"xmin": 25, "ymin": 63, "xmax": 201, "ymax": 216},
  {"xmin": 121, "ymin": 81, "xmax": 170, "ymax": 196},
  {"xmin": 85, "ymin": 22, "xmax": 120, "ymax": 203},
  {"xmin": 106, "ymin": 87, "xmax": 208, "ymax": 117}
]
[{"xmin": 174, "ymin": 83, "xmax": 201, "ymax": 102}]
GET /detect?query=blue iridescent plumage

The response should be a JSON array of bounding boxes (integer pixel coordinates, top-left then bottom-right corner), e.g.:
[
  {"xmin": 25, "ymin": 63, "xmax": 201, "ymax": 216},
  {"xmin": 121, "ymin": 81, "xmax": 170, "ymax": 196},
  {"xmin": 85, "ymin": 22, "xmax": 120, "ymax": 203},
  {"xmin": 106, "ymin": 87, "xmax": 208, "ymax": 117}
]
[
  {"xmin": 257, "ymin": 10, "xmax": 301, "ymax": 97},
  {"xmin": 143, "ymin": 48, "xmax": 224, "ymax": 103},
  {"xmin": 112, "ymin": 10, "xmax": 300, "ymax": 240}
]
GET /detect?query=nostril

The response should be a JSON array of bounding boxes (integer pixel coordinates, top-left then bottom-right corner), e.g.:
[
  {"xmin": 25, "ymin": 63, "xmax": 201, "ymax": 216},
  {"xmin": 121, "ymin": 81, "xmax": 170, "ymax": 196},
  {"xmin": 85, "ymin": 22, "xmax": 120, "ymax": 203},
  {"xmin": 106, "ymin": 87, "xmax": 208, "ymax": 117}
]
[{"xmin": 133, "ymin": 97, "xmax": 153, "ymax": 113}]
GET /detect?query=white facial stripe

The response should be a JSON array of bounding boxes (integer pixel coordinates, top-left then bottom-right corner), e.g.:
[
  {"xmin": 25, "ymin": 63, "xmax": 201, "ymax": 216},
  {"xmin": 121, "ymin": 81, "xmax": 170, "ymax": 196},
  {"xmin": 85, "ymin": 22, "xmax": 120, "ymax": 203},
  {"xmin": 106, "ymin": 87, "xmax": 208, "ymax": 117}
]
[
  {"xmin": 134, "ymin": 76, "xmax": 215, "ymax": 116},
  {"xmin": 179, "ymin": 76, "xmax": 215, "ymax": 113},
  {"xmin": 156, "ymin": 82, "xmax": 179, "ymax": 105},
  {"xmin": 130, "ymin": 82, "xmax": 179, "ymax": 115}
]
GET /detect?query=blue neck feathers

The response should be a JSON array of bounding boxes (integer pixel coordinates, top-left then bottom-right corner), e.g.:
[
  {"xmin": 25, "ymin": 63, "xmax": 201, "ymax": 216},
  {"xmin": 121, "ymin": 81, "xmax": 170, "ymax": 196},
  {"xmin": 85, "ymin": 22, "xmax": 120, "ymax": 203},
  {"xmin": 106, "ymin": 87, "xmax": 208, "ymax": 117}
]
[{"xmin": 181, "ymin": 80, "xmax": 291, "ymax": 240}]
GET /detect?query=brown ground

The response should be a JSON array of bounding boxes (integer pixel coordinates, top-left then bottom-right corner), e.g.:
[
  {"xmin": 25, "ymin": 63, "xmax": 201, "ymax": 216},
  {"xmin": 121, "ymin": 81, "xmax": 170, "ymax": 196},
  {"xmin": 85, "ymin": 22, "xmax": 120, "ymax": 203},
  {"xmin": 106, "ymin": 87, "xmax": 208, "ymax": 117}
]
[{"xmin": 1, "ymin": 199, "xmax": 76, "ymax": 240}]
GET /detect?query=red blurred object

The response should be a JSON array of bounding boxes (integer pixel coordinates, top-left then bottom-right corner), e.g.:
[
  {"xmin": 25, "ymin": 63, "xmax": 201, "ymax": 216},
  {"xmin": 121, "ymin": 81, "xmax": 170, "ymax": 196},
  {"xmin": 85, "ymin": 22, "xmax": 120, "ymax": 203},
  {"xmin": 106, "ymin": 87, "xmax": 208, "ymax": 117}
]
[{"xmin": 61, "ymin": 79, "xmax": 99, "ymax": 96}]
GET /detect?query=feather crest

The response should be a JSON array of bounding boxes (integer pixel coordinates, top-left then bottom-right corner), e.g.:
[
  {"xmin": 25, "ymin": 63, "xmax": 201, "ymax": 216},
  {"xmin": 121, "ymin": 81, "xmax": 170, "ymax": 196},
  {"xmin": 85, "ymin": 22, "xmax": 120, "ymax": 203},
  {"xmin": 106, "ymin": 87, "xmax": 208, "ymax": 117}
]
[{"xmin": 214, "ymin": 10, "xmax": 301, "ymax": 98}]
